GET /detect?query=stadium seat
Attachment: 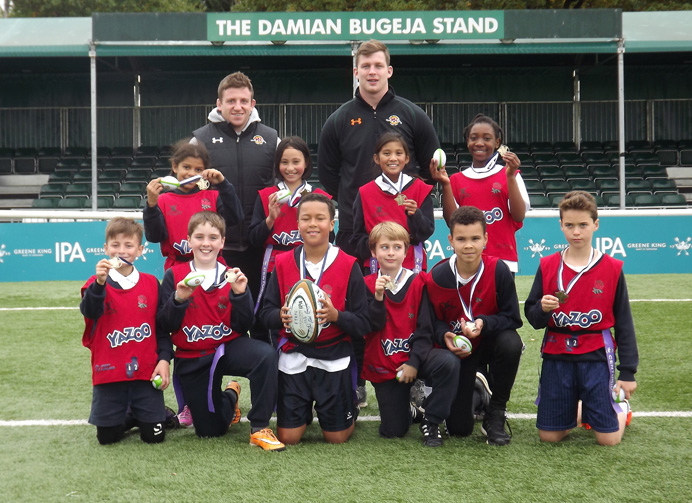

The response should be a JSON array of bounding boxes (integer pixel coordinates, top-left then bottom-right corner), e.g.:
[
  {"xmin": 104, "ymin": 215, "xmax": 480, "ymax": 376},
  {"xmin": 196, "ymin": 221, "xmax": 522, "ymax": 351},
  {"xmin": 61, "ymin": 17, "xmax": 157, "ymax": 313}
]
[
  {"xmin": 543, "ymin": 180, "xmax": 571, "ymax": 196},
  {"xmin": 135, "ymin": 145, "xmax": 160, "ymax": 158},
  {"xmin": 533, "ymin": 153, "xmax": 559, "ymax": 165},
  {"xmin": 55, "ymin": 159, "xmax": 80, "ymax": 172},
  {"xmin": 651, "ymin": 179, "xmax": 677, "ymax": 193},
  {"xmin": 656, "ymin": 150, "xmax": 678, "ymax": 166},
  {"xmin": 84, "ymin": 196, "xmax": 115, "ymax": 209},
  {"xmin": 680, "ymin": 150, "xmax": 692, "ymax": 166},
  {"xmin": 47, "ymin": 172, "xmax": 73, "ymax": 184},
  {"xmin": 641, "ymin": 165, "xmax": 668, "ymax": 178},
  {"xmin": 596, "ymin": 179, "xmax": 621, "ymax": 193},
  {"xmin": 633, "ymin": 194, "xmax": 661, "ymax": 207},
  {"xmin": 579, "ymin": 141, "xmax": 604, "ymax": 153},
  {"xmin": 589, "ymin": 165, "xmax": 616, "ymax": 179},
  {"xmin": 569, "ymin": 179, "xmax": 598, "ymax": 192},
  {"xmin": 593, "ymin": 195, "xmax": 605, "ymax": 207},
  {"xmin": 57, "ymin": 198, "xmax": 85, "ymax": 209},
  {"xmin": 64, "ymin": 184, "xmax": 91, "ymax": 198},
  {"xmin": 625, "ymin": 179, "xmax": 652, "ymax": 194},
  {"xmin": 0, "ymin": 148, "xmax": 13, "ymax": 173},
  {"xmin": 556, "ymin": 153, "xmax": 583, "ymax": 166},
  {"xmin": 538, "ymin": 166, "xmax": 564, "ymax": 180},
  {"xmin": 99, "ymin": 169, "xmax": 127, "ymax": 183},
  {"xmin": 40, "ymin": 184, "xmax": 65, "ymax": 198},
  {"xmin": 563, "ymin": 166, "xmax": 590, "ymax": 179},
  {"xmin": 602, "ymin": 141, "xmax": 619, "ymax": 153},
  {"xmin": 62, "ymin": 147, "xmax": 88, "ymax": 159},
  {"xmin": 31, "ymin": 198, "xmax": 56, "ymax": 209},
  {"xmin": 13, "ymin": 148, "xmax": 37, "ymax": 174},
  {"xmin": 624, "ymin": 165, "xmax": 644, "ymax": 177},
  {"xmin": 119, "ymin": 183, "xmax": 145, "ymax": 198},
  {"xmin": 603, "ymin": 193, "xmax": 634, "ymax": 207},
  {"xmin": 523, "ymin": 180, "xmax": 544, "ymax": 194},
  {"xmin": 653, "ymin": 140, "xmax": 678, "ymax": 150},
  {"xmin": 110, "ymin": 147, "xmax": 134, "ymax": 160},
  {"xmin": 38, "ymin": 156, "xmax": 60, "ymax": 174},
  {"xmin": 626, "ymin": 140, "xmax": 652, "ymax": 152},
  {"xmin": 152, "ymin": 167, "xmax": 170, "ymax": 178},
  {"xmin": 530, "ymin": 142, "xmax": 554, "ymax": 154},
  {"xmin": 507, "ymin": 142, "xmax": 530, "ymax": 153},
  {"xmin": 113, "ymin": 197, "xmax": 142, "ymax": 209},
  {"xmin": 549, "ymin": 193, "xmax": 568, "ymax": 207},
  {"xmin": 529, "ymin": 194, "xmax": 551, "ymax": 209},
  {"xmin": 553, "ymin": 141, "xmax": 577, "ymax": 153},
  {"xmin": 660, "ymin": 194, "xmax": 687, "ymax": 207},
  {"xmin": 97, "ymin": 183, "xmax": 120, "ymax": 199},
  {"xmin": 124, "ymin": 170, "xmax": 151, "ymax": 183},
  {"xmin": 105, "ymin": 158, "xmax": 130, "ymax": 169},
  {"xmin": 634, "ymin": 152, "xmax": 660, "ymax": 165},
  {"xmin": 72, "ymin": 171, "xmax": 94, "ymax": 183},
  {"xmin": 130, "ymin": 158, "xmax": 154, "ymax": 170},
  {"xmin": 582, "ymin": 152, "xmax": 609, "ymax": 165},
  {"xmin": 455, "ymin": 152, "xmax": 472, "ymax": 166},
  {"xmin": 518, "ymin": 166, "xmax": 538, "ymax": 180}
]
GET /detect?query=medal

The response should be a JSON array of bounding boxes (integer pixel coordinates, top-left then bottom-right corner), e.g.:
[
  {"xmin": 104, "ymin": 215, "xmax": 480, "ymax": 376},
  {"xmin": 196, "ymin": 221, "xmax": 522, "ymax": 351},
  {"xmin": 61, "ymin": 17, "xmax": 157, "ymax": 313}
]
[
  {"xmin": 554, "ymin": 290, "xmax": 569, "ymax": 303},
  {"xmin": 497, "ymin": 144, "xmax": 509, "ymax": 158},
  {"xmin": 383, "ymin": 268, "xmax": 406, "ymax": 292},
  {"xmin": 394, "ymin": 193, "xmax": 407, "ymax": 205},
  {"xmin": 453, "ymin": 258, "xmax": 485, "ymax": 328},
  {"xmin": 556, "ymin": 247, "xmax": 597, "ymax": 303},
  {"xmin": 196, "ymin": 178, "xmax": 210, "ymax": 190},
  {"xmin": 379, "ymin": 173, "xmax": 407, "ymax": 206},
  {"xmin": 225, "ymin": 269, "xmax": 238, "ymax": 283}
]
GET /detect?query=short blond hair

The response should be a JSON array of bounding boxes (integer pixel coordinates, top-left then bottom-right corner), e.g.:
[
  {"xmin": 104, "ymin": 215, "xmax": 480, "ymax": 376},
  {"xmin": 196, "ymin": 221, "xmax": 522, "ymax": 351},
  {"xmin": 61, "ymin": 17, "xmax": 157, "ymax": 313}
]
[{"xmin": 368, "ymin": 221, "xmax": 410, "ymax": 252}]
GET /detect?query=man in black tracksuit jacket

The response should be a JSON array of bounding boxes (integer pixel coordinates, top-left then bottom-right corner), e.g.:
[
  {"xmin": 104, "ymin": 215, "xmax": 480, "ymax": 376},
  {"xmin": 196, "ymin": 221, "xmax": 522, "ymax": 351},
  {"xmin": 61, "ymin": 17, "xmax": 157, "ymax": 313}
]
[
  {"xmin": 318, "ymin": 40, "xmax": 440, "ymax": 258},
  {"xmin": 192, "ymin": 71, "xmax": 278, "ymax": 303}
]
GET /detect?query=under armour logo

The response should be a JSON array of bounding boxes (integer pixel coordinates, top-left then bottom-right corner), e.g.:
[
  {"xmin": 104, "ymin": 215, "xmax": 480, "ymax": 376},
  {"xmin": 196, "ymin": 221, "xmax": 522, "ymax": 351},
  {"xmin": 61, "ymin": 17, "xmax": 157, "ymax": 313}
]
[
  {"xmin": 212, "ymin": 137, "xmax": 223, "ymax": 143},
  {"xmin": 350, "ymin": 118, "xmax": 362, "ymax": 126}
]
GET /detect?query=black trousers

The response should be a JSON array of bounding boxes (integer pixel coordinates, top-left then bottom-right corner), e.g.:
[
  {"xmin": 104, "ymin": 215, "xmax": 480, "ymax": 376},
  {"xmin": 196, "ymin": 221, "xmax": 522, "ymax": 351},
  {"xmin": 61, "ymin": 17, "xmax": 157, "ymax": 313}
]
[
  {"xmin": 446, "ymin": 329, "xmax": 523, "ymax": 437},
  {"xmin": 177, "ymin": 336, "xmax": 278, "ymax": 437},
  {"xmin": 373, "ymin": 348, "xmax": 459, "ymax": 438}
]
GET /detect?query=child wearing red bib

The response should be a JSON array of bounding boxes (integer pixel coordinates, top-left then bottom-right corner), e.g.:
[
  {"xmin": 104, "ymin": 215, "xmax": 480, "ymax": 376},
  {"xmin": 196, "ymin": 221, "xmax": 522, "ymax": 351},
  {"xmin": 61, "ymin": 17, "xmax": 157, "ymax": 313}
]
[
  {"xmin": 363, "ymin": 222, "xmax": 458, "ymax": 446},
  {"xmin": 259, "ymin": 193, "xmax": 370, "ymax": 445},
  {"xmin": 425, "ymin": 206, "xmax": 523, "ymax": 446},
  {"xmin": 525, "ymin": 191, "xmax": 638, "ymax": 446},
  {"xmin": 157, "ymin": 211, "xmax": 285, "ymax": 451},
  {"xmin": 144, "ymin": 140, "xmax": 243, "ymax": 270},
  {"xmin": 80, "ymin": 218, "xmax": 172, "ymax": 445}
]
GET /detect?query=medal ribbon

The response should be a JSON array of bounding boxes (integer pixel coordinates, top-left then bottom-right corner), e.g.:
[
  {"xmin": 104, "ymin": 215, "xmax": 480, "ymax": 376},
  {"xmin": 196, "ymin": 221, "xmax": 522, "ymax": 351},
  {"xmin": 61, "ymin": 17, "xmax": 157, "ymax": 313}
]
[
  {"xmin": 286, "ymin": 181, "xmax": 307, "ymax": 208},
  {"xmin": 557, "ymin": 247, "xmax": 597, "ymax": 296},
  {"xmin": 379, "ymin": 173, "xmax": 404, "ymax": 196},
  {"xmin": 472, "ymin": 152, "xmax": 500, "ymax": 173},
  {"xmin": 453, "ymin": 259, "xmax": 485, "ymax": 322},
  {"xmin": 301, "ymin": 245, "xmax": 330, "ymax": 287}
]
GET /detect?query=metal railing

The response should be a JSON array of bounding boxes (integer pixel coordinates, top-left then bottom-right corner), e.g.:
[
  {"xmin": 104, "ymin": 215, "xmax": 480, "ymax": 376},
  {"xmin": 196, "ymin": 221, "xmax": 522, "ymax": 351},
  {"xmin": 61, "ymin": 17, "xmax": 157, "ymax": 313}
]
[{"xmin": 2, "ymin": 99, "xmax": 692, "ymax": 151}]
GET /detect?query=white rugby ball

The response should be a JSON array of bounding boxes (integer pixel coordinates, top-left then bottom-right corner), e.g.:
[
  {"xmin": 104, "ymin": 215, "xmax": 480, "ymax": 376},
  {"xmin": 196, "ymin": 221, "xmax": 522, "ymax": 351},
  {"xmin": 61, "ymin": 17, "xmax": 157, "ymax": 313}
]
[
  {"xmin": 453, "ymin": 334, "xmax": 473, "ymax": 353},
  {"xmin": 286, "ymin": 279, "xmax": 325, "ymax": 344},
  {"xmin": 183, "ymin": 272, "xmax": 204, "ymax": 287},
  {"xmin": 275, "ymin": 188, "xmax": 292, "ymax": 204},
  {"xmin": 159, "ymin": 176, "xmax": 180, "ymax": 189},
  {"xmin": 432, "ymin": 148, "xmax": 447, "ymax": 170},
  {"xmin": 612, "ymin": 387, "xmax": 626, "ymax": 403}
]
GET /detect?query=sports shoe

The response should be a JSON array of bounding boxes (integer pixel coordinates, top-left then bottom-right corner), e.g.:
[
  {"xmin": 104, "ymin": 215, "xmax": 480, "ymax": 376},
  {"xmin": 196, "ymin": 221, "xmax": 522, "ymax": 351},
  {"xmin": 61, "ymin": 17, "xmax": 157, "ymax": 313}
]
[
  {"xmin": 410, "ymin": 378, "xmax": 426, "ymax": 411},
  {"xmin": 164, "ymin": 406, "xmax": 180, "ymax": 429},
  {"xmin": 410, "ymin": 402, "xmax": 424, "ymax": 424},
  {"xmin": 622, "ymin": 399, "xmax": 632, "ymax": 427},
  {"xmin": 225, "ymin": 380, "xmax": 241, "ymax": 425},
  {"xmin": 356, "ymin": 385, "xmax": 368, "ymax": 408},
  {"xmin": 481, "ymin": 408, "xmax": 512, "ymax": 446},
  {"xmin": 419, "ymin": 418, "xmax": 443, "ymax": 447},
  {"xmin": 177, "ymin": 405, "xmax": 193, "ymax": 428},
  {"xmin": 250, "ymin": 428, "xmax": 286, "ymax": 452},
  {"xmin": 473, "ymin": 372, "xmax": 492, "ymax": 422}
]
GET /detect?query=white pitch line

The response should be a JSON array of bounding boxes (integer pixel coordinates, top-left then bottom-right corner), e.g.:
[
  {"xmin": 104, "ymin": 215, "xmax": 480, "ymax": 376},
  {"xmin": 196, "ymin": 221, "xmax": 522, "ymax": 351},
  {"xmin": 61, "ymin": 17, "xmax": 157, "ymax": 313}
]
[
  {"xmin": 2, "ymin": 411, "xmax": 691, "ymax": 427},
  {"xmin": 1, "ymin": 298, "xmax": 691, "ymax": 312}
]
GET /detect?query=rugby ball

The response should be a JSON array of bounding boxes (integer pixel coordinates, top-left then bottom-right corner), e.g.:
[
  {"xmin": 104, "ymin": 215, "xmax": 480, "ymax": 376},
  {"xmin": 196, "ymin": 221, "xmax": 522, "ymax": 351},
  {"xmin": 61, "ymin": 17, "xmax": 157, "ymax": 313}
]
[
  {"xmin": 275, "ymin": 188, "xmax": 292, "ymax": 204},
  {"xmin": 432, "ymin": 148, "xmax": 447, "ymax": 170},
  {"xmin": 453, "ymin": 334, "xmax": 473, "ymax": 353},
  {"xmin": 612, "ymin": 387, "xmax": 626, "ymax": 403},
  {"xmin": 151, "ymin": 374, "xmax": 163, "ymax": 390},
  {"xmin": 286, "ymin": 279, "xmax": 324, "ymax": 344},
  {"xmin": 159, "ymin": 176, "xmax": 180, "ymax": 189},
  {"xmin": 183, "ymin": 272, "xmax": 204, "ymax": 287}
]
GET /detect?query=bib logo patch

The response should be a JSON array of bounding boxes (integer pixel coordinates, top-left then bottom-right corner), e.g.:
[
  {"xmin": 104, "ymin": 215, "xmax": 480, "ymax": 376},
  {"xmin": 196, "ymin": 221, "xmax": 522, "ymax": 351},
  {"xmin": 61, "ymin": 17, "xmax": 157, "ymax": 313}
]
[
  {"xmin": 386, "ymin": 115, "xmax": 402, "ymax": 126},
  {"xmin": 251, "ymin": 135, "xmax": 266, "ymax": 145},
  {"xmin": 492, "ymin": 182, "xmax": 502, "ymax": 194},
  {"xmin": 201, "ymin": 198, "xmax": 212, "ymax": 210},
  {"xmin": 138, "ymin": 295, "xmax": 147, "ymax": 309}
]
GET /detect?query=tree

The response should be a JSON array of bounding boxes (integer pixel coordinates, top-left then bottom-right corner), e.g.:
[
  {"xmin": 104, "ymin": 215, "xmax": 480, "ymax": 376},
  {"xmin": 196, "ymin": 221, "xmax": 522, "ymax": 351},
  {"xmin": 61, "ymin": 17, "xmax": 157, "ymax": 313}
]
[{"xmin": 9, "ymin": 0, "xmax": 203, "ymax": 17}]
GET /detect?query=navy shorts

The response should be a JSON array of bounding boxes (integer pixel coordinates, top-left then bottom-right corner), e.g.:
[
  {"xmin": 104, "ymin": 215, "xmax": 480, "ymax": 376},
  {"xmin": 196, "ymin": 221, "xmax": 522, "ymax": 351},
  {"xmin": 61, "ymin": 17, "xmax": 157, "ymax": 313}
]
[
  {"xmin": 277, "ymin": 366, "xmax": 355, "ymax": 432},
  {"xmin": 89, "ymin": 380, "xmax": 165, "ymax": 427},
  {"xmin": 536, "ymin": 359, "xmax": 619, "ymax": 433}
]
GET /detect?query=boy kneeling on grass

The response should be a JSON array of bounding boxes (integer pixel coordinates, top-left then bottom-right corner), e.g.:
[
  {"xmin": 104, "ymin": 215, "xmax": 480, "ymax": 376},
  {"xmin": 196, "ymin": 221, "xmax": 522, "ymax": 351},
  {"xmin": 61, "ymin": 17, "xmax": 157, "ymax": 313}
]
[
  {"xmin": 524, "ymin": 190, "xmax": 638, "ymax": 446},
  {"xmin": 80, "ymin": 218, "xmax": 172, "ymax": 445},
  {"xmin": 363, "ymin": 222, "xmax": 459, "ymax": 447},
  {"xmin": 158, "ymin": 211, "xmax": 285, "ymax": 451},
  {"xmin": 259, "ymin": 193, "xmax": 370, "ymax": 445}
]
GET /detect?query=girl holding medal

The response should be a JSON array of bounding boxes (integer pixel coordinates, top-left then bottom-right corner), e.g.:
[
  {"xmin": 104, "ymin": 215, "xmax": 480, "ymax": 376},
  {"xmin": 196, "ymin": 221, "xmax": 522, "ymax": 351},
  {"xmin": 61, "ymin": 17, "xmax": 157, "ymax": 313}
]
[
  {"xmin": 258, "ymin": 193, "xmax": 370, "ymax": 445},
  {"xmin": 525, "ymin": 191, "xmax": 638, "ymax": 446},
  {"xmin": 429, "ymin": 114, "xmax": 529, "ymax": 274},
  {"xmin": 351, "ymin": 132, "xmax": 435, "ymax": 274},
  {"xmin": 248, "ymin": 137, "xmax": 331, "ymax": 316},
  {"xmin": 144, "ymin": 139, "xmax": 243, "ymax": 271},
  {"xmin": 425, "ymin": 206, "xmax": 524, "ymax": 446}
]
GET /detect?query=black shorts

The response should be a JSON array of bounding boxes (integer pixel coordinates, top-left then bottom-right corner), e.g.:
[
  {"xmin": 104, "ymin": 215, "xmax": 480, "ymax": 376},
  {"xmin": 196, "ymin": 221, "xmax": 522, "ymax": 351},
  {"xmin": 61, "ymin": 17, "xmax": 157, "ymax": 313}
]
[
  {"xmin": 277, "ymin": 366, "xmax": 355, "ymax": 432},
  {"xmin": 89, "ymin": 380, "xmax": 165, "ymax": 427}
]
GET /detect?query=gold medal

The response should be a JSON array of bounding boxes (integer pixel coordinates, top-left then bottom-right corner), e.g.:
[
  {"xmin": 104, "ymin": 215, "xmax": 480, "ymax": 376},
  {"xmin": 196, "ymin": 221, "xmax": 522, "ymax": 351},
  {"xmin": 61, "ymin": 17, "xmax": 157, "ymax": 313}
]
[
  {"xmin": 555, "ymin": 290, "xmax": 569, "ymax": 303},
  {"xmin": 497, "ymin": 144, "xmax": 509, "ymax": 157},
  {"xmin": 394, "ymin": 193, "xmax": 407, "ymax": 205},
  {"xmin": 384, "ymin": 280, "xmax": 396, "ymax": 291},
  {"xmin": 196, "ymin": 179, "xmax": 210, "ymax": 190},
  {"xmin": 225, "ymin": 270, "xmax": 238, "ymax": 283},
  {"xmin": 108, "ymin": 257, "xmax": 123, "ymax": 268}
]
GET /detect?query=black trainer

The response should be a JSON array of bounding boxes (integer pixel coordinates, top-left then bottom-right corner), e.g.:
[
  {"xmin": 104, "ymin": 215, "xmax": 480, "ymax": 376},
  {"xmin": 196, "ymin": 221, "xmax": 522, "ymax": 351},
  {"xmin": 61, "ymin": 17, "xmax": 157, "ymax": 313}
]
[
  {"xmin": 410, "ymin": 402, "xmax": 424, "ymax": 424},
  {"xmin": 419, "ymin": 418, "xmax": 443, "ymax": 447},
  {"xmin": 481, "ymin": 408, "xmax": 512, "ymax": 446},
  {"xmin": 473, "ymin": 372, "xmax": 492, "ymax": 422}
]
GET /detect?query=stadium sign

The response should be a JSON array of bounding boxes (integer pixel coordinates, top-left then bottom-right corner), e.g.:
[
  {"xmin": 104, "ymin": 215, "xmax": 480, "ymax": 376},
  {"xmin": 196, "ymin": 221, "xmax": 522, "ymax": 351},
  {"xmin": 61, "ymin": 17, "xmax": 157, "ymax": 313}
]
[{"xmin": 207, "ymin": 11, "xmax": 504, "ymax": 42}]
